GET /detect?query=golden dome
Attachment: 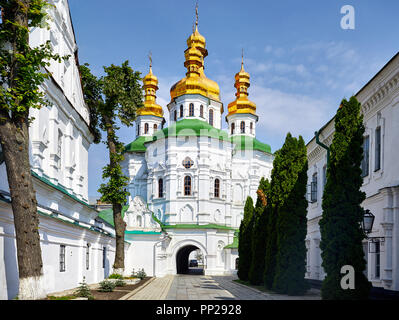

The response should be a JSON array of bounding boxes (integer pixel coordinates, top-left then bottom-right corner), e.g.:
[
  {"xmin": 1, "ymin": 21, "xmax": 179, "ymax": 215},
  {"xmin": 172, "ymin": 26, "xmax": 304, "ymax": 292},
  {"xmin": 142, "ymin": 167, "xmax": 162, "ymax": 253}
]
[
  {"xmin": 170, "ymin": 26, "xmax": 221, "ymax": 105},
  {"xmin": 137, "ymin": 65, "xmax": 164, "ymax": 118},
  {"xmin": 227, "ymin": 61, "xmax": 257, "ymax": 118}
]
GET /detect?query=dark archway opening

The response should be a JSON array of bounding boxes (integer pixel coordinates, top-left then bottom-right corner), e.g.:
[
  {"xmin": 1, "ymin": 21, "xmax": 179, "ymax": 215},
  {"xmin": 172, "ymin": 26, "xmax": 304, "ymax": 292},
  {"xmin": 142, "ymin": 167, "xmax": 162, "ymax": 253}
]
[{"xmin": 176, "ymin": 245, "xmax": 204, "ymax": 275}]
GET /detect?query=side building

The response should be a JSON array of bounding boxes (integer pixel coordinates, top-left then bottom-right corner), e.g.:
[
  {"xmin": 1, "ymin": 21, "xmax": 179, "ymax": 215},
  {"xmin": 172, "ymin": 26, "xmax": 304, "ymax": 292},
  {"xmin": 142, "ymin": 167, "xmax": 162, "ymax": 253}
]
[
  {"xmin": 306, "ymin": 51, "xmax": 399, "ymax": 292},
  {"xmin": 0, "ymin": 0, "xmax": 127, "ymax": 300}
]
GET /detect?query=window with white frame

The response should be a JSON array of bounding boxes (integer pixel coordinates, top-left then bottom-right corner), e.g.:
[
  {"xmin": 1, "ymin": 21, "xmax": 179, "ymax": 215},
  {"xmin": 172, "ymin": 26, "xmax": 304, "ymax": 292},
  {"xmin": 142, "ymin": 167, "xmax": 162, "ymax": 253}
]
[
  {"xmin": 361, "ymin": 136, "xmax": 370, "ymax": 177},
  {"xmin": 374, "ymin": 127, "xmax": 381, "ymax": 171},
  {"xmin": 57, "ymin": 129, "xmax": 63, "ymax": 169},
  {"xmin": 86, "ymin": 243, "xmax": 90, "ymax": 270},
  {"xmin": 102, "ymin": 247, "xmax": 106, "ymax": 269},
  {"xmin": 60, "ymin": 245, "xmax": 66, "ymax": 272},
  {"xmin": 311, "ymin": 173, "xmax": 318, "ymax": 203}
]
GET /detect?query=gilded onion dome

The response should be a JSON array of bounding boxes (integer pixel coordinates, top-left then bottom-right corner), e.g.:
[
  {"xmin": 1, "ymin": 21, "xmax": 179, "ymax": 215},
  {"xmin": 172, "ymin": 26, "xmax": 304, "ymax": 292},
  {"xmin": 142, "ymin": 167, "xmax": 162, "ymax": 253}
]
[
  {"xmin": 137, "ymin": 63, "xmax": 164, "ymax": 118},
  {"xmin": 170, "ymin": 25, "xmax": 221, "ymax": 105},
  {"xmin": 227, "ymin": 59, "xmax": 257, "ymax": 118}
]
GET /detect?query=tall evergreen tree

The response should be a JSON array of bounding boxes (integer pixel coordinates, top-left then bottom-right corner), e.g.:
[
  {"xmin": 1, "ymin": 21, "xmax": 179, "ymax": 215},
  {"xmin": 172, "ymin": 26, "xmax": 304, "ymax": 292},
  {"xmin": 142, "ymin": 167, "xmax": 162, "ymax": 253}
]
[
  {"xmin": 0, "ymin": 0, "xmax": 66, "ymax": 299},
  {"xmin": 319, "ymin": 97, "xmax": 371, "ymax": 299},
  {"xmin": 237, "ymin": 196, "xmax": 254, "ymax": 281},
  {"xmin": 79, "ymin": 62, "xmax": 143, "ymax": 275},
  {"xmin": 273, "ymin": 135, "xmax": 309, "ymax": 295},
  {"xmin": 249, "ymin": 178, "xmax": 270, "ymax": 285}
]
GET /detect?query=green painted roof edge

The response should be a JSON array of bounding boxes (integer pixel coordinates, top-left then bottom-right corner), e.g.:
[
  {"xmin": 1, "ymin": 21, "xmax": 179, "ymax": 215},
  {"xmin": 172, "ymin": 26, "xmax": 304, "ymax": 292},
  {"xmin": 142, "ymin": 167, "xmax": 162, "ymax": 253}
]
[
  {"xmin": 32, "ymin": 171, "xmax": 96, "ymax": 211},
  {"xmin": 98, "ymin": 205, "xmax": 129, "ymax": 227},
  {"xmin": 125, "ymin": 230, "xmax": 162, "ymax": 235},
  {"xmin": 163, "ymin": 223, "xmax": 237, "ymax": 231},
  {"xmin": 38, "ymin": 210, "xmax": 115, "ymax": 239}
]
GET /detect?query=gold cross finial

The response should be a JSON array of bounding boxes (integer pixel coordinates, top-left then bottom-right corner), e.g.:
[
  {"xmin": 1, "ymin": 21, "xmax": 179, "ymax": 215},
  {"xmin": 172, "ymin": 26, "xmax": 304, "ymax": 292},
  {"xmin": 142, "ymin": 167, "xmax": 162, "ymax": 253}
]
[
  {"xmin": 241, "ymin": 48, "xmax": 244, "ymax": 70},
  {"xmin": 195, "ymin": 1, "xmax": 199, "ymax": 29},
  {"xmin": 148, "ymin": 51, "xmax": 153, "ymax": 72}
]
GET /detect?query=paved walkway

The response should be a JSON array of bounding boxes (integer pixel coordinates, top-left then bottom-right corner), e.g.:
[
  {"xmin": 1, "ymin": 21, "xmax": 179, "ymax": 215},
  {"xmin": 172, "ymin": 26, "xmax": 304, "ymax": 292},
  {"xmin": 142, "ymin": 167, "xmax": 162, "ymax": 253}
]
[
  {"xmin": 126, "ymin": 274, "xmax": 321, "ymax": 300},
  {"xmin": 127, "ymin": 275, "xmax": 174, "ymax": 300},
  {"xmin": 166, "ymin": 275, "xmax": 235, "ymax": 300}
]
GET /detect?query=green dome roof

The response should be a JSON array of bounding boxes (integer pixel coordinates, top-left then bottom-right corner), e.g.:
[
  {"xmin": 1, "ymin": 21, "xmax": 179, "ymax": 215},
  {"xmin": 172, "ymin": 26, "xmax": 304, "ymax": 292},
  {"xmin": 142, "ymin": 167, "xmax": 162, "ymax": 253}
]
[{"xmin": 124, "ymin": 119, "xmax": 272, "ymax": 154}]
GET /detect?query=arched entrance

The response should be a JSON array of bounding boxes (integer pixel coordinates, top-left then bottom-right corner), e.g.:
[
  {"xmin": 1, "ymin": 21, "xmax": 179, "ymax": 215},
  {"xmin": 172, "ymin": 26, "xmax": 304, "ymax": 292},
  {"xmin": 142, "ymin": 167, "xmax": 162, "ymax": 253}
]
[{"xmin": 176, "ymin": 245, "xmax": 204, "ymax": 275}]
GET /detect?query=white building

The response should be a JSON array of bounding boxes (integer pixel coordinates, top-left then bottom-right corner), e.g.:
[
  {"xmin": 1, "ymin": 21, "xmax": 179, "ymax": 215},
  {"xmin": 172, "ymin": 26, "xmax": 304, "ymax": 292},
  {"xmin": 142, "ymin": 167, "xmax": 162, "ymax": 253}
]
[
  {"xmin": 305, "ymin": 52, "xmax": 399, "ymax": 291},
  {"xmin": 109, "ymin": 25, "xmax": 274, "ymax": 277},
  {"xmin": 0, "ymin": 0, "xmax": 127, "ymax": 300}
]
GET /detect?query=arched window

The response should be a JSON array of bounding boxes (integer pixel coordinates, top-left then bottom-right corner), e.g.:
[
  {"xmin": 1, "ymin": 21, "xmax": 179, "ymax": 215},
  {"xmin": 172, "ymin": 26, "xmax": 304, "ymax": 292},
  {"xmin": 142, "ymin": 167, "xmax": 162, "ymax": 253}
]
[
  {"xmin": 144, "ymin": 123, "xmax": 149, "ymax": 134},
  {"xmin": 154, "ymin": 124, "xmax": 158, "ymax": 132},
  {"xmin": 250, "ymin": 122, "xmax": 253, "ymax": 134},
  {"xmin": 200, "ymin": 105, "xmax": 204, "ymax": 118},
  {"xmin": 209, "ymin": 109, "xmax": 214, "ymax": 126},
  {"xmin": 180, "ymin": 105, "xmax": 183, "ymax": 118},
  {"xmin": 184, "ymin": 176, "xmax": 192, "ymax": 196},
  {"xmin": 158, "ymin": 178, "xmax": 163, "ymax": 198},
  {"xmin": 231, "ymin": 123, "xmax": 235, "ymax": 135},
  {"xmin": 174, "ymin": 110, "xmax": 177, "ymax": 122},
  {"xmin": 214, "ymin": 178, "xmax": 220, "ymax": 198},
  {"xmin": 189, "ymin": 103, "xmax": 194, "ymax": 116},
  {"xmin": 240, "ymin": 121, "xmax": 245, "ymax": 134}
]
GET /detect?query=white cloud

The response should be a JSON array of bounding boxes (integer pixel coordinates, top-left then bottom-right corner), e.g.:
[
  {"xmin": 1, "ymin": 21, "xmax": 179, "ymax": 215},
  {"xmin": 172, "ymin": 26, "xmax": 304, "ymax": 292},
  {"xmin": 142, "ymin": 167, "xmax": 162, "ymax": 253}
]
[{"xmin": 250, "ymin": 84, "xmax": 335, "ymax": 144}]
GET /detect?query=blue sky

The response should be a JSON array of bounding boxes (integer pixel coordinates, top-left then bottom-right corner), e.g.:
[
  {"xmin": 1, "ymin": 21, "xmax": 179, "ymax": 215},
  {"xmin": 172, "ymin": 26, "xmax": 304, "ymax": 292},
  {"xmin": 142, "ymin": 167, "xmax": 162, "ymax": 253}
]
[{"xmin": 68, "ymin": 0, "xmax": 399, "ymax": 199}]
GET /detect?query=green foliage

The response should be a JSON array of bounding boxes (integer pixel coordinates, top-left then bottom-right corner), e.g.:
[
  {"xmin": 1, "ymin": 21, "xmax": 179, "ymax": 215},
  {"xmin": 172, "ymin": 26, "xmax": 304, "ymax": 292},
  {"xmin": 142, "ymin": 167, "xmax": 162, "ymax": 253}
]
[
  {"xmin": 131, "ymin": 268, "xmax": 147, "ymax": 280},
  {"xmin": 79, "ymin": 62, "xmax": 143, "ymax": 205},
  {"xmin": 108, "ymin": 273, "xmax": 123, "ymax": 279},
  {"xmin": 248, "ymin": 178, "xmax": 270, "ymax": 285},
  {"xmin": 99, "ymin": 279, "xmax": 116, "ymax": 292},
  {"xmin": 319, "ymin": 97, "xmax": 371, "ymax": 300},
  {"xmin": 237, "ymin": 196, "xmax": 254, "ymax": 281},
  {"xmin": 74, "ymin": 277, "xmax": 94, "ymax": 300},
  {"xmin": 273, "ymin": 134, "xmax": 309, "ymax": 295},
  {"xmin": 0, "ymin": 0, "xmax": 67, "ymax": 120},
  {"xmin": 114, "ymin": 279, "xmax": 126, "ymax": 287},
  {"xmin": 47, "ymin": 295, "xmax": 76, "ymax": 300}
]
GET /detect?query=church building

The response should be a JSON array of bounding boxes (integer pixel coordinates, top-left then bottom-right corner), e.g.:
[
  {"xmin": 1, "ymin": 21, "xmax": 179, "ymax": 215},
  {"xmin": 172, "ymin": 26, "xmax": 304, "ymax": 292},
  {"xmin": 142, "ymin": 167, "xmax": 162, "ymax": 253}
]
[{"xmin": 108, "ymin": 22, "xmax": 274, "ymax": 276}]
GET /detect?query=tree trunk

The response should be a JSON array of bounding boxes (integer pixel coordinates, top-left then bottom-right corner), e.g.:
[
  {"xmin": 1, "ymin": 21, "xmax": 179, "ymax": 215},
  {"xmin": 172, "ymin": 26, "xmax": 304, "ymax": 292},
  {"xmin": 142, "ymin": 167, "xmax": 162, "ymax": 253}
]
[
  {"xmin": 104, "ymin": 118, "xmax": 125, "ymax": 274},
  {"xmin": 0, "ymin": 0, "xmax": 45, "ymax": 300},
  {"xmin": 0, "ymin": 119, "xmax": 45, "ymax": 300},
  {"xmin": 112, "ymin": 202, "xmax": 126, "ymax": 274}
]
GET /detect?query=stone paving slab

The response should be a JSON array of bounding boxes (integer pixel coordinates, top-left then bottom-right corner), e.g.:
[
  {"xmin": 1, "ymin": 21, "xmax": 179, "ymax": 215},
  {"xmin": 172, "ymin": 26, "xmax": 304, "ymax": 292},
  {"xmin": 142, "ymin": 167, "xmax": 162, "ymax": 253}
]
[
  {"xmin": 166, "ymin": 275, "xmax": 235, "ymax": 300},
  {"xmin": 127, "ymin": 275, "xmax": 174, "ymax": 300},
  {"xmin": 213, "ymin": 276, "xmax": 321, "ymax": 300}
]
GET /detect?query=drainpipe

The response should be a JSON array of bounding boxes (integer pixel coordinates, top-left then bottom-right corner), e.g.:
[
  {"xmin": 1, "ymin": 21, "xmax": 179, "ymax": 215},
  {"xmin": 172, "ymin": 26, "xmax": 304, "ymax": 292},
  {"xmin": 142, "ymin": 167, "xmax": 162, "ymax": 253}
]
[{"xmin": 315, "ymin": 130, "xmax": 330, "ymax": 167}]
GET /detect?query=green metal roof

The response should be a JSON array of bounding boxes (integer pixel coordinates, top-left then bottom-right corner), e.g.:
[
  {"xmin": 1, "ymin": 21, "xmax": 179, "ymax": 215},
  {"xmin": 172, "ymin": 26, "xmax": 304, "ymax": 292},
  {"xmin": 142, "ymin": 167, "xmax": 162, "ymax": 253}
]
[
  {"xmin": 231, "ymin": 135, "xmax": 272, "ymax": 154},
  {"xmin": 37, "ymin": 210, "xmax": 115, "ymax": 238},
  {"xmin": 31, "ymin": 171, "xmax": 96, "ymax": 211},
  {"xmin": 98, "ymin": 205, "xmax": 129, "ymax": 227},
  {"xmin": 124, "ymin": 135, "xmax": 154, "ymax": 153},
  {"xmin": 224, "ymin": 231, "xmax": 239, "ymax": 249},
  {"xmin": 124, "ymin": 119, "xmax": 272, "ymax": 155}
]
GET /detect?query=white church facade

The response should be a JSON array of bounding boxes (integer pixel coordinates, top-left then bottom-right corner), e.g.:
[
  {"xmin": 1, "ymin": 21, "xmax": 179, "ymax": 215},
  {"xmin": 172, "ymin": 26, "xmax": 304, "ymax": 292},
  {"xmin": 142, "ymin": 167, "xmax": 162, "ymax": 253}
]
[
  {"xmin": 0, "ymin": 0, "xmax": 127, "ymax": 300},
  {"xmin": 109, "ymin": 23, "xmax": 274, "ymax": 277}
]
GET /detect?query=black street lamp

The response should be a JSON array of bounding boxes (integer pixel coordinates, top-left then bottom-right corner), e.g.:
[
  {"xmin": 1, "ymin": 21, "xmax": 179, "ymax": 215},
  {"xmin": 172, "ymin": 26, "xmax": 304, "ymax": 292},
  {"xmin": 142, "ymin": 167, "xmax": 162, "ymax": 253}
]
[{"xmin": 362, "ymin": 209, "xmax": 375, "ymax": 234}]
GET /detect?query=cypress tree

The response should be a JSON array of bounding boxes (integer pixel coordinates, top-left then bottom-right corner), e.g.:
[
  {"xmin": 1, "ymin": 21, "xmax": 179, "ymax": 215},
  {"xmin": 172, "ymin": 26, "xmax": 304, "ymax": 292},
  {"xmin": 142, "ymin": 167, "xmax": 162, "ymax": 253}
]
[
  {"xmin": 319, "ymin": 97, "xmax": 371, "ymax": 299},
  {"xmin": 263, "ymin": 151, "xmax": 279, "ymax": 289},
  {"xmin": 249, "ymin": 178, "xmax": 271, "ymax": 285},
  {"xmin": 273, "ymin": 135, "xmax": 309, "ymax": 295},
  {"xmin": 237, "ymin": 196, "xmax": 254, "ymax": 281}
]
